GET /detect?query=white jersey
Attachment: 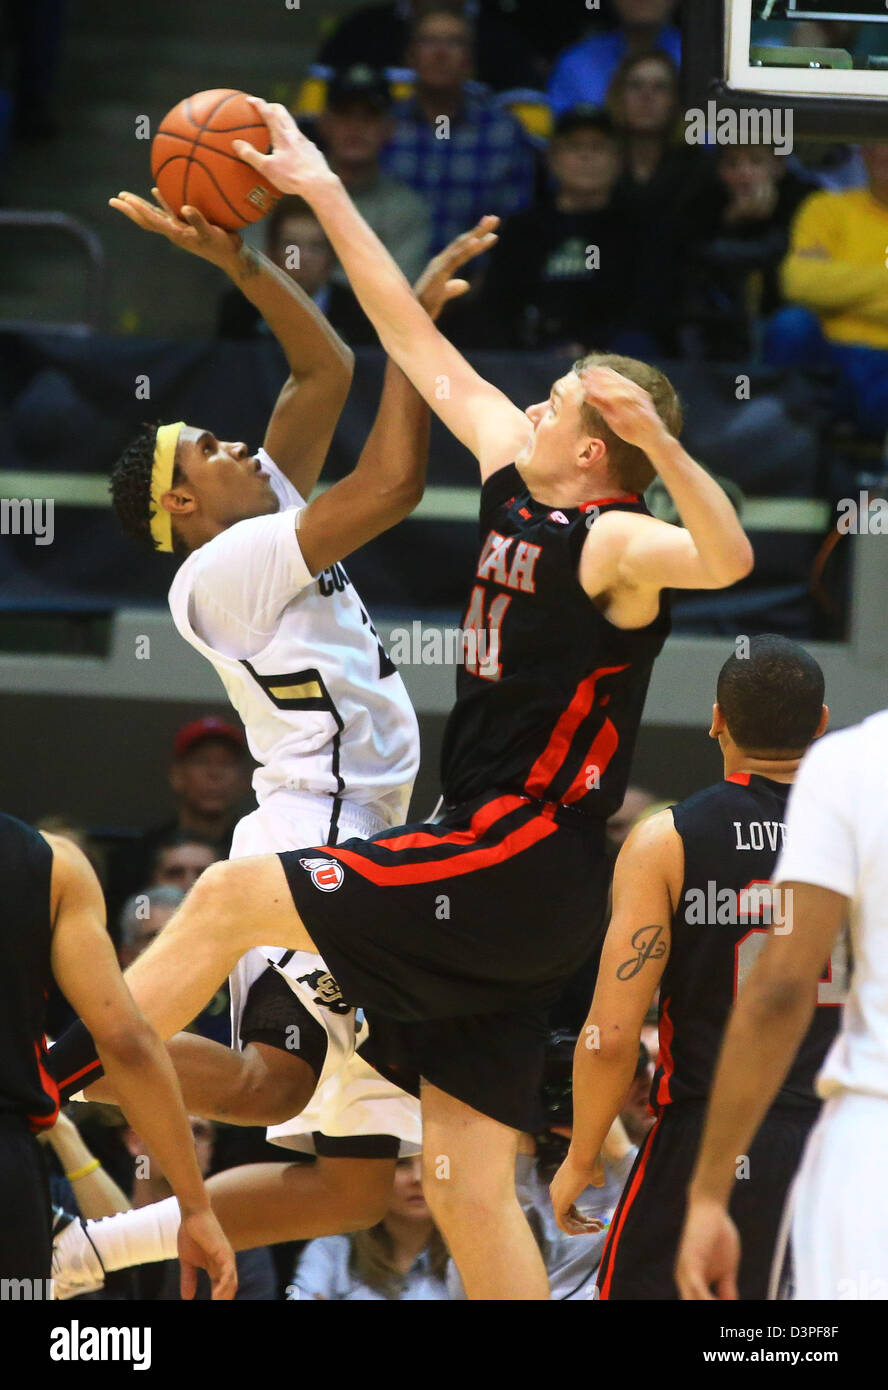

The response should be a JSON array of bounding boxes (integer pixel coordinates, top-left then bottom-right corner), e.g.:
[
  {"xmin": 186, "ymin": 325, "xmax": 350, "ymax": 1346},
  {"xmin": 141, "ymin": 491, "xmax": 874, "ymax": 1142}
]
[
  {"xmin": 167, "ymin": 449, "xmax": 420, "ymax": 827},
  {"xmin": 773, "ymin": 709, "xmax": 888, "ymax": 1103}
]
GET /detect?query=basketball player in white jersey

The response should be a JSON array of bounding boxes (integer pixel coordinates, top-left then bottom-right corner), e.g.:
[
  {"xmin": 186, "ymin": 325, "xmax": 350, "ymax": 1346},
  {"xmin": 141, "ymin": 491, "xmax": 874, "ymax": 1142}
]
[
  {"xmin": 676, "ymin": 708, "xmax": 888, "ymax": 1300},
  {"xmin": 50, "ymin": 189, "xmax": 495, "ymax": 1286}
]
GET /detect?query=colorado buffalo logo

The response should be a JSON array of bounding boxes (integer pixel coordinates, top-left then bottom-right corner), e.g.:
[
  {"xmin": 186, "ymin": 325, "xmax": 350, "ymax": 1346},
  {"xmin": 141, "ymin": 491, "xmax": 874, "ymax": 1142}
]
[{"xmin": 299, "ymin": 856, "xmax": 344, "ymax": 892}]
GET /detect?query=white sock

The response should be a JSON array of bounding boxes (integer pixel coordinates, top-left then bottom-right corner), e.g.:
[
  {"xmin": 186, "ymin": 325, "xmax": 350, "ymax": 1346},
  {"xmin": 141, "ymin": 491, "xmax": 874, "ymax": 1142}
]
[{"xmin": 86, "ymin": 1197, "xmax": 181, "ymax": 1270}]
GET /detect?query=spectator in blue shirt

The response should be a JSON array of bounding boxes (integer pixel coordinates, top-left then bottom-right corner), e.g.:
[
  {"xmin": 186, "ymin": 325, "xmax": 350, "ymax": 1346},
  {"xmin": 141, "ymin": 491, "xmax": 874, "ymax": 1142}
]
[
  {"xmin": 379, "ymin": 3, "xmax": 538, "ymax": 252},
  {"xmin": 291, "ymin": 1156, "xmax": 451, "ymax": 1301},
  {"xmin": 548, "ymin": 0, "xmax": 681, "ymax": 116}
]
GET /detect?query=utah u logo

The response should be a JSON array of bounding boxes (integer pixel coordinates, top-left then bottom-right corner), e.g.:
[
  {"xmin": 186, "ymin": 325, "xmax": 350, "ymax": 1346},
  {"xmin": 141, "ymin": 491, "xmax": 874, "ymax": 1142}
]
[{"xmin": 299, "ymin": 856, "xmax": 344, "ymax": 893}]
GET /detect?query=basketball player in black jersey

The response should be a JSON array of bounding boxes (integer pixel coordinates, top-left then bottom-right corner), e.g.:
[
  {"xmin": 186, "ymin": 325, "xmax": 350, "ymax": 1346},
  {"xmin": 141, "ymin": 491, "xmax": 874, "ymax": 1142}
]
[
  {"xmin": 0, "ymin": 814, "xmax": 234, "ymax": 1293},
  {"xmin": 549, "ymin": 636, "xmax": 841, "ymax": 1299},
  {"xmin": 47, "ymin": 102, "xmax": 752, "ymax": 1300}
]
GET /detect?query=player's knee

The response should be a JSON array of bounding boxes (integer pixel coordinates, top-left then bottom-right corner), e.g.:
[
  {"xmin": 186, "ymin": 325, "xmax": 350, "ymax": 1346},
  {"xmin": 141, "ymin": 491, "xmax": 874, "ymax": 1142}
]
[
  {"xmin": 181, "ymin": 861, "xmax": 245, "ymax": 951},
  {"xmin": 315, "ymin": 1157, "xmax": 394, "ymax": 1231},
  {"xmin": 424, "ymin": 1181, "xmax": 507, "ymax": 1235},
  {"xmin": 338, "ymin": 1189, "xmax": 390, "ymax": 1232},
  {"xmin": 422, "ymin": 1149, "xmax": 517, "ymax": 1227},
  {"xmin": 182, "ymin": 859, "xmax": 232, "ymax": 918}
]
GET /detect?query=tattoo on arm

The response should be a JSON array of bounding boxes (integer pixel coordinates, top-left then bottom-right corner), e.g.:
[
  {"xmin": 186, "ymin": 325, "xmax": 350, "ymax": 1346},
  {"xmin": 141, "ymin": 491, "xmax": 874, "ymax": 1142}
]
[
  {"xmin": 234, "ymin": 246, "xmax": 262, "ymax": 282},
  {"xmin": 616, "ymin": 925, "xmax": 667, "ymax": 981}
]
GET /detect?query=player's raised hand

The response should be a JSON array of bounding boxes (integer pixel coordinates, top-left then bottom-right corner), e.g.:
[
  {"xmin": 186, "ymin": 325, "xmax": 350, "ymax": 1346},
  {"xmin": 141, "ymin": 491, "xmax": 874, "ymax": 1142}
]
[
  {"xmin": 579, "ymin": 365, "xmax": 672, "ymax": 456},
  {"xmin": 675, "ymin": 1196, "xmax": 740, "ymax": 1301},
  {"xmin": 109, "ymin": 190, "xmax": 242, "ymax": 268},
  {"xmin": 177, "ymin": 1207, "xmax": 238, "ymax": 1301},
  {"xmin": 233, "ymin": 97, "xmax": 336, "ymax": 198},
  {"xmin": 413, "ymin": 215, "xmax": 500, "ymax": 323},
  {"xmin": 549, "ymin": 1150, "xmax": 607, "ymax": 1237}
]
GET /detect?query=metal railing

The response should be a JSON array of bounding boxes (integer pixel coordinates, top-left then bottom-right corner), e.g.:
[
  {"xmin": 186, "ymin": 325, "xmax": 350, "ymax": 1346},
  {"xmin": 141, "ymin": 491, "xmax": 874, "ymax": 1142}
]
[{"xmin": 0, "ymin": 211, "xmax": 106, "ymax": 335}]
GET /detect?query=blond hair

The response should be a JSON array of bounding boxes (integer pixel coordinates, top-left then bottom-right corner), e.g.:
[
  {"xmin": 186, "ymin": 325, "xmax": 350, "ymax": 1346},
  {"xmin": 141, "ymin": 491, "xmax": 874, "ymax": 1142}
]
[
  {"xmin": 348, "ymin": 1222, "xmax": 449, "ymax": 1298},
  {"xmin": 573, "ymin": 352, "xmax": 683, "ymax": 494}
]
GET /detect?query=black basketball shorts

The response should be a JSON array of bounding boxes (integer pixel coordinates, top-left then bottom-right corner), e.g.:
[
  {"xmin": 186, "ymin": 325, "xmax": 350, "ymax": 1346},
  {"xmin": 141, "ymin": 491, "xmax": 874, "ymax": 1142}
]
[
  {"xmin": 596, "ymin": 1100, "xmax": 818, "ymax": 1300},
  {"xmin": 0, "ymin": 1114, "xmax": 52, "ymax": 1280},
  {"xmin": 239, "ymin": 963, "xmax": 329, "ymax": 1081},
  {"xmin": 279, "ymin": 793, "xmax": 611, "ymax": 1132}
]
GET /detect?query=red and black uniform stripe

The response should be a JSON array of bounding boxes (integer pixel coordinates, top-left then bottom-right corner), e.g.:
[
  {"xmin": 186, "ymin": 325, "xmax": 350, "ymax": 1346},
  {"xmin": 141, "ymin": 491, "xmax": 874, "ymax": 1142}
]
[
  {"xmin": 324, "ymin": 792, "xmax": 559, "ymax": 887},
  {"xmin": 440, "ymin": 463, "xmax": 670, "ymax": 820}
]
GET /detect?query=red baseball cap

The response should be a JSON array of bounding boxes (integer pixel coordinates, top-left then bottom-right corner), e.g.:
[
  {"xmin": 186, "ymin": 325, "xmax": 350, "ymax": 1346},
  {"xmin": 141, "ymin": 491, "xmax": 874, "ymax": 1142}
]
[{"xmin": 173, "ymin": 716, "xmax": 246, "ymax": 759}]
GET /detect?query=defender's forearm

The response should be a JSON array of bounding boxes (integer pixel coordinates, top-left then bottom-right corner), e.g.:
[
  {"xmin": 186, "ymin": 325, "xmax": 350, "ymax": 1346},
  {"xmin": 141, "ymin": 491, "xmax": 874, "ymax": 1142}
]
[
  {"xmin": 225, "ymin": 242, "xmax": 353, "ymax": 377},
  {"xmin": 308, "ymin": 177, "xmax": 433, "ymax": 359},
  {"xmin": 569, "ymin": 1032, "xmax": 639, "ymax": 1170},
  {"xmin": 101, "ymin": 1028, "xmax": 212, "ymax": 1214},
  {"xmin": 356, "ymin": 359, "xmax": 430, "ymax": 502},
  {"xmin": 648, "ymin": 436, "xmax": 753, "ymax": 586}
]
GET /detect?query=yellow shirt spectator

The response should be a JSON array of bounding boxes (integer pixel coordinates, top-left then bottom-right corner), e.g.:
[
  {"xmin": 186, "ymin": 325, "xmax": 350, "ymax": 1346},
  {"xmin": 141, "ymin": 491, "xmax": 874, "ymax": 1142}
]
[{"xmin": 781, "ymin": 188, "xmax": 888, "ymax": 352}]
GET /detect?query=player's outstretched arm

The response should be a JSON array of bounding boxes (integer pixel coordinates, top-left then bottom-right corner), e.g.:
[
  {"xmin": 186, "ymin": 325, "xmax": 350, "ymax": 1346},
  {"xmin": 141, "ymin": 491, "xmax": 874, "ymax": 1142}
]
[
  {"xmin": 296, "ymin": 219, "xmax": 497, "ymax": 575},
  {"xmin": 550, "ymin": 811, "xmax": 679, "ymax": 1235},
  {"xmin": 577, "ymin": 368, "xmax": 754, "ymax": 602},
  {"xmin": 109, "ymin": 189, "xmax": 353, "ymax": 500},
  {"xmin": 45, "ymin": 834, "xmax": 237, "ymax": 1300},
  {"xmin": 233, "ymin": 99, "xmax": 533, "ymax": 480}
]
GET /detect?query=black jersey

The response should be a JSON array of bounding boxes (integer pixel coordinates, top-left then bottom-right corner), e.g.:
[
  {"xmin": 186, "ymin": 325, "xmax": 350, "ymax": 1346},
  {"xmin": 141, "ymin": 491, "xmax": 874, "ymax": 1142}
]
[
  {"xmin": 652, "ymin": 774, "xmax": 844, "ymax": 1113},
  {"xmin": 0, "ymin": 813, "xmax": 58, "ymax": 1131},
  {"xmin": 441, "ymin": 464, "xmax": 671, "ymax": 818}
]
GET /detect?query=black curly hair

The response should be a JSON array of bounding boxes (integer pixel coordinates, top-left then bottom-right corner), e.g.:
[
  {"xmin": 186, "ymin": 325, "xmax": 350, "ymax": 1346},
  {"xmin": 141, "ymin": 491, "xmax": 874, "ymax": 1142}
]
[{"xmin": 110, "ymin": 421, "xmax": 188, "ymax": 556}]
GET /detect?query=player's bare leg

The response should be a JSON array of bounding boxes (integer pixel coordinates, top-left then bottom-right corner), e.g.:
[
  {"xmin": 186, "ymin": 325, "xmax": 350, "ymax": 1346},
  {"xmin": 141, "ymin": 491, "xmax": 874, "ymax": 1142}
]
[
  {"xmin": 420, "ymin": 1081, "xmax": 550, "ymax": 1300},
  {"xmin": 206, "ymin": 1155, "xmax": 395, "ymax": 1246},
  {"xmin": 121, "ymin": 854, "xmax": 318, "ymax": 1042},
  {"xmin": 85, "ymin": 1034, "xmax": 316, "ymax": 1128}
]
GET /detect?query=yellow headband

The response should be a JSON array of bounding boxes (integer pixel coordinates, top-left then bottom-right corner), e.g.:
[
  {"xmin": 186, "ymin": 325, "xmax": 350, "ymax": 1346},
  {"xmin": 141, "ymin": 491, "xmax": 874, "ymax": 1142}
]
[{"xmin": 149, "ymin": 422, "xmax": 185, "ymax": 553}]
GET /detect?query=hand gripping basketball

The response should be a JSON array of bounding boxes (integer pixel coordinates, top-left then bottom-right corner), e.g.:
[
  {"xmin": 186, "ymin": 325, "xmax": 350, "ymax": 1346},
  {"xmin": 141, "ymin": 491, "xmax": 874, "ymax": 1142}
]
[{"xmin": 232, "ymin": 97, "xmax": 338, "ymax": 199}]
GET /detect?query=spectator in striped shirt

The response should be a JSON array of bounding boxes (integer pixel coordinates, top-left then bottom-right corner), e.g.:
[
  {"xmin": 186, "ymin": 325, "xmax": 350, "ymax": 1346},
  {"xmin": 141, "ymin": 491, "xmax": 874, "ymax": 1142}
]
[{"xmin": 379, "ymin": 3, "xmax": 539, "ymax": 252}]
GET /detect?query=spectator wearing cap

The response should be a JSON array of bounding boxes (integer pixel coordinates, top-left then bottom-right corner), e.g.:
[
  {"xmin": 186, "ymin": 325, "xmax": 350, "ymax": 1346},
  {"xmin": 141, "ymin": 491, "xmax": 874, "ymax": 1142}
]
[
  {"xmin": 379, "ymin": 4, "xmax": 539, "ymax": 253},
  {"xmin": 471, "ymin": 107, "xmax": 638, "ymax": 354},
  {"xmin": 319, "ymin": 66, "xmax": 432, "ymax": 287},
  {"xmin": 548, "ymin": 0, "xmax": 681, "ymax": 117},
  {"xmin": 315, "ymin": 0, "xmax": 538, "ymax": 95},
  {"xmin": 136, "ymin": 716, "xmax": 250, "ymax": 875}
]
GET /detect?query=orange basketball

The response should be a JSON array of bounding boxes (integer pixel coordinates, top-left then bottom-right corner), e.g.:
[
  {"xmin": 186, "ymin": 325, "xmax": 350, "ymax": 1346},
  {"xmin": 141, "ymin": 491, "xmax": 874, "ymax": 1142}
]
[{"xmin": 151, "ymin": 89, "xmax": 281, "ymax": 231}]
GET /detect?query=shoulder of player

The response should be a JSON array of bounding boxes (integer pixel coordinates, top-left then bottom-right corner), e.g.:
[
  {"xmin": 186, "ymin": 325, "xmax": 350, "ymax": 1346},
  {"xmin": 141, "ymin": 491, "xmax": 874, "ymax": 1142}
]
[
  {"xmin": 582, "ymin": 506, "xmax": 663, "ymax": 545},
  {"xmin": 616, "ymin": 809, "xmax": 683, "ymax": 903},
  {"xmin": 619, "ymin": 808, "xmax": 679, "ymax": 865},
  {"xmin": 39, "ymin": 833, "xmax": 100, "ymax": 919},
  {"xmin": 190, "ymin": 507, "xmax": 296, "ymax": 570},
  {"xmin": 579, "ymin": 507, "xmax": 664, "ymax": 578}
]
